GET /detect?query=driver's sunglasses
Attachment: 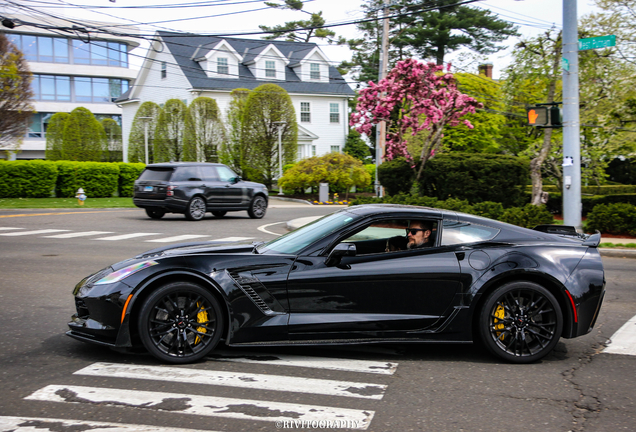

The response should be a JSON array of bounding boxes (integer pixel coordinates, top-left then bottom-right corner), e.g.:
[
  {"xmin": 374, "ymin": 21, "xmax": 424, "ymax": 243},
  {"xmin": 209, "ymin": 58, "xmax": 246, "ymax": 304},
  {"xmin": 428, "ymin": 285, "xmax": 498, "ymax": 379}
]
[{"xmin": 406, "ymin": 228, "xmax": 425, "ymax": 235}]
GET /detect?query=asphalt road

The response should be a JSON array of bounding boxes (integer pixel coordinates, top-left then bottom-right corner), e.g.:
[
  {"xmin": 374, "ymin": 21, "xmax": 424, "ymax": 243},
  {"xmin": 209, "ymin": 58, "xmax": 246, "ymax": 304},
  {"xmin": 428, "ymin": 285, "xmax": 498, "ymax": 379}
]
[{"xmin": 0, "ymin": 204, "xmax": 634, "ymax": 432}]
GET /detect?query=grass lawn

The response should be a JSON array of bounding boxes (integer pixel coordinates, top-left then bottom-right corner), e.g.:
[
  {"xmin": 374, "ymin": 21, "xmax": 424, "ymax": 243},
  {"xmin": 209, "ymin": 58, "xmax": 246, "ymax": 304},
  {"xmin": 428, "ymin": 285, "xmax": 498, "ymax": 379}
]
[{"xmin": 0, "ymin": 197, "xmax": 137, "ymax": 209}]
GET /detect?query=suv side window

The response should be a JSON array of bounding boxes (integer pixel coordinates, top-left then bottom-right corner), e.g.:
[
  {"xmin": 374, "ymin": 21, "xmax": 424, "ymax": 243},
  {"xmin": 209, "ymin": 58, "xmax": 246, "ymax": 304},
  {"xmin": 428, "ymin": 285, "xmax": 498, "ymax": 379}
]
[
  {"xmin": 217, "ymin": 165, "xmax": 237, "ymax": 182},
  {"xmin": 200, "ymin": 166, "xmax": 219, "ymax": 181},
  {"xmin": 171, "ymin": 166, "xmax": 202, "ymax": 182}
]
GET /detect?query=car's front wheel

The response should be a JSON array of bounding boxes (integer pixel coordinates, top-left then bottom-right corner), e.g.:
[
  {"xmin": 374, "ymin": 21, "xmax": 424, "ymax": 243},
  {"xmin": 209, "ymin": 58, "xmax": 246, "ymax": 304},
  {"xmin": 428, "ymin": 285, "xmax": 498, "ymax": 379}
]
[
  {"xmin": 478, "ymin": 281, "xmax": 563, "ymax": 363},
  {"xmin": 138, "ymin": 282, "xmax": 224, "ymax": 364},
  {"xmin": 185, "ymin": 196, "xmax": 206, "ymax": 221},
  {"xmin": 248, "ymin": 195, "xmax": 267, "ymax": 219},
  {"xmin": 145, "ymin": 208, "xmax": 165, "ymax": 219}
]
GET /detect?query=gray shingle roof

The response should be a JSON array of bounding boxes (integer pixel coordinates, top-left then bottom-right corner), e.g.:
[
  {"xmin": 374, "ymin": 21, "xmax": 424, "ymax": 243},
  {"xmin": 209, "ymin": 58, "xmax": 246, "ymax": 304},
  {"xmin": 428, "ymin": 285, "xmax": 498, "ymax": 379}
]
[{"xmin": 156, "ymin": 31, "xmax": 354, "ymax": 96}]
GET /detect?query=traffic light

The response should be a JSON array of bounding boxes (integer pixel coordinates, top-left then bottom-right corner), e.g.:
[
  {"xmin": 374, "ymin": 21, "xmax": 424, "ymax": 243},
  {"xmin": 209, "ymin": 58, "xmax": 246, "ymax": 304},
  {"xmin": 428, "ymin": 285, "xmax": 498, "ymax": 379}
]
[{"xmin": 527, "ymin": 105, "xmax": 562, "ymax": 128}]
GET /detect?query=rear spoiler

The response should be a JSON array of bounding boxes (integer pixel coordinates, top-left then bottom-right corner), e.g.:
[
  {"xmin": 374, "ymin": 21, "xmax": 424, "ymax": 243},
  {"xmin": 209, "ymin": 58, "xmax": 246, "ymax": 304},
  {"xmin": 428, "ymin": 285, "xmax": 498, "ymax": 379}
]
[{"xmin": 532, "ymin": 225, "xmax": 601, "ymax": 247}]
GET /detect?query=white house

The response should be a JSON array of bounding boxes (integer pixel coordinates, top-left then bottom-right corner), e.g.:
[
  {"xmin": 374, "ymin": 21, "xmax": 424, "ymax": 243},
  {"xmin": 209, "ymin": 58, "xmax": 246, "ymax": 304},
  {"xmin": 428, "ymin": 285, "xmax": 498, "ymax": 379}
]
[
  {"xmin": 1, "ymin": 14, "xmax": 139, "ymax": 160},
  {"xmin": 115, "ymin": 32, "xmax": 355, "ymax": 162}
]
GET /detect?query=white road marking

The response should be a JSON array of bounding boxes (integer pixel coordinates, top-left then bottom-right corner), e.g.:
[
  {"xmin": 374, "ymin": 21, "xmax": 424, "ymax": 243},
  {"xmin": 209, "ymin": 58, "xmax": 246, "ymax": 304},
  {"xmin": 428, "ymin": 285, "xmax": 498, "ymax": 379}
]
[
  {"xmin": 0, "ymin": 416, "xmax": 217, "ymax": 432},
  {"xmin": 95, "ymin": 233, "xmax": 160, "ymax": 241},
  {"xmin": 0, "ymin": 227, "xmax": 23, "ymax": 231},
  {"xmin": 210, "ymin": 352, "xmax": 399, "ymax": 375},
  {"xmin": 603, "ymin": 314, "xmax": 636, "ymax": 356},
  {"xmin": 25, "ymin": 385, "xmax": 373, "ymax": 429},
  {"xmin": 43, "ymin": 231, "xmax": 114, "ymax": 238},
  {"xmin": 258, "ymin": 221, "xmax": 286, "ymax": 236},
  {"xmin": 75, "ymin": 362, "xmax": 387, "ymax": 399},
  {"xmin": 210, "ymin": 236, "xmax": 253, "ymax": 242},
  {"xmin": 146, "ymin": 234, "xmax": 210, "ymax": 243},
  {"xmin": 0, "ymin": 229, "xmax": 69, "ymax": 236}
]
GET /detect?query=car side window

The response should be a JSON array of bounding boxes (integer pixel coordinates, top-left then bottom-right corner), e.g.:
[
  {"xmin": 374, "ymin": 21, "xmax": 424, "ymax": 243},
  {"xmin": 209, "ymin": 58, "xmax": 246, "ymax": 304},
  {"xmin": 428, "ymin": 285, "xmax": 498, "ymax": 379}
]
[
  {"xmin": 171, "ymin": 166, "xmax": 202, "ymax": 182},
  {"xmin": 441, "ymin": 220, "xmax": 500, "ymax": 245},
  {"xmin": 341, "ymin": 219, "xmax": 437, "ymax": 255},
  {"xmin": 217, "ymin": 165, "xmax": 237, "ymax": 182},
  {"xmin": 200, "ymin": 166, "xmax": 219, "ymax": 181}
]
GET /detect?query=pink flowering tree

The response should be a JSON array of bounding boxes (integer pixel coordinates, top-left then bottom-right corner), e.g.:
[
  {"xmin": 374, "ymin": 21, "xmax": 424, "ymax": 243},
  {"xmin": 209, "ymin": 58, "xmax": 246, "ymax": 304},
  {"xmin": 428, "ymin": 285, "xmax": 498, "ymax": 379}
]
[{"xmin": 350, "ymin": 58, "xmax": 483, "ymax": 181}]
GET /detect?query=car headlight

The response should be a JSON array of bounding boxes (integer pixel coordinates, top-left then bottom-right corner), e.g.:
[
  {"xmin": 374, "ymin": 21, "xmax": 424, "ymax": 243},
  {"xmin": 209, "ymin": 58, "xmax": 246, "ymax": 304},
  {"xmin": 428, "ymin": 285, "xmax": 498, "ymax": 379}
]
[{"xmin": 94, "ymin": 260, "xmax": 159, "ymax": 285}]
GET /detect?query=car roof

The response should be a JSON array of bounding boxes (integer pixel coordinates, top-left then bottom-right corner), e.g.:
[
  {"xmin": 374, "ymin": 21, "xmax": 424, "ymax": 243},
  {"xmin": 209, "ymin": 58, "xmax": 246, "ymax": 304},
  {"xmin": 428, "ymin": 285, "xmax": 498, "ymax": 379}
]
[{"xmin": 145, "ymin": 162, "xmax": 226, "ymax": 169}]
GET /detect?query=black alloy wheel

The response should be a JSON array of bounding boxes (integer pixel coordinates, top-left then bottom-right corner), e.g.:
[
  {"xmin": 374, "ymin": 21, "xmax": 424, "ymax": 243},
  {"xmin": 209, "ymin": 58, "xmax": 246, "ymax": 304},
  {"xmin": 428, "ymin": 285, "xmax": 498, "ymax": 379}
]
[
  {"xmin": 145, "ymin": 208, "xmax": 165, "ymax": 219},
  {"xmin": 212, "ymin": 211, "xmax": 227, "ymax": 217},
  {"xmin": 479, "ymin": 281, "xmax": 563, "ymax": 363},
  {"xmin": 185, "ymin": 196, "xmax": 206, "ymax": 221},
  {"xmin": 248, "ymin": 195, "xmax": 267, "ymax": 219},
  {"xmin": 138, "ymin": 282, "xmax": 223, "ymax": 364}
]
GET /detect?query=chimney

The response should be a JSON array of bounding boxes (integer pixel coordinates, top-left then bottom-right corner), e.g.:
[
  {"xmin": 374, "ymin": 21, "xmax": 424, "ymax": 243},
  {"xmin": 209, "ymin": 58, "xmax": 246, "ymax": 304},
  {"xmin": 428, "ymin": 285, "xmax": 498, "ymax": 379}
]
[{"xmin": 478, "ymin": 63, "xmax": 493, "ymax": 79}]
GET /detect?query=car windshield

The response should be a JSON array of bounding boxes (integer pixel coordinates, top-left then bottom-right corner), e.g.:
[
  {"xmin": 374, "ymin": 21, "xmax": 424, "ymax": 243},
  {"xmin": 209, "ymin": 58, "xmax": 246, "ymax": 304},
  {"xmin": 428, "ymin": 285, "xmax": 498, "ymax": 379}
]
[{"xmin": 257, "ymin": 210, "xmax": 360, "ymax": 255}]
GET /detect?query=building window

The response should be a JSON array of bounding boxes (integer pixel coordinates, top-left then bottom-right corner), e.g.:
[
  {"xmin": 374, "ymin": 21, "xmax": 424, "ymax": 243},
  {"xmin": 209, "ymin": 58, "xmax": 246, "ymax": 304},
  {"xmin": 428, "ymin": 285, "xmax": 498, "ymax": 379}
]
[
  {"xmin": 68, "ymin": 38, "xmax": 127, "ymax": 66},
  {"xmin": 310, "ymin": 63, "xmax": 320, "ymax": 80},
  {"xmin": 265, "ymin": 60, "xmax": 276, "ymax": 78},
  {"xmin": 161, "ymin": 62, "xmax": 167, "ymax": 79},
  {"xmin": 330, "ymin": 103, "xmax": 340, "ymax": 123},
  {"xmin": 32, "ymin": 75, "xmax": 71, "ymax": 101},
  {"xmin": 300, "ymin": 102, "xmax": 311, "ymax": 123},
  {"xmin": 331, "ymin": 145, "xmax": 340, "ymax": 153},
  {"xmin": 217, "ymin": 57, "xmax": 229, "ymax": 75},
  {"xmin": 32, "ymin": 74, "xmax": 128, "ymax": 103},
  {"xmin": 312, "ymin": 145, "xmax": 316, "ymax": 156}
]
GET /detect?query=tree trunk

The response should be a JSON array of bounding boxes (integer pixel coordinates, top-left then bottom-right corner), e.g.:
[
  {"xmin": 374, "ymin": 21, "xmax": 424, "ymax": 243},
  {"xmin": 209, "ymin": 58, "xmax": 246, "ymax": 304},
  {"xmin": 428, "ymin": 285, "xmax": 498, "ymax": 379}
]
[{"xmin": 530, "ymin": 127, "xmax": 553, "ymax": 205}]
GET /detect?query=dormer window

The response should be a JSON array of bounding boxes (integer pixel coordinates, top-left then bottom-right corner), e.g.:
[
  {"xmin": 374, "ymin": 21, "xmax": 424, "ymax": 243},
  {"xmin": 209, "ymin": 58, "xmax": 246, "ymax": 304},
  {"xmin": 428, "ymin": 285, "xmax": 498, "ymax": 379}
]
[
  {"xmin": 217, "ymin": 57, "xmax": 229, "ymax": 75},
  {"xmin": 310, "ymin": 63, "xmax": 320, "ymax": 80},
  {"xmin": 265, "ymin": 60, "xmax": 276, "ymax": 78}
]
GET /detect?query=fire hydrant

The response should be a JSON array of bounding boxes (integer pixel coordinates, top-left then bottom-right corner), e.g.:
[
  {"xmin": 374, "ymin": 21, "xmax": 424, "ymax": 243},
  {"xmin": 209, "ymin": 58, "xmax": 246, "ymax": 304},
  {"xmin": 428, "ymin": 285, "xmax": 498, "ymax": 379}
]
[{"xmin": 76, "ymin": 188, "xmax": 87, "ymax": 205}]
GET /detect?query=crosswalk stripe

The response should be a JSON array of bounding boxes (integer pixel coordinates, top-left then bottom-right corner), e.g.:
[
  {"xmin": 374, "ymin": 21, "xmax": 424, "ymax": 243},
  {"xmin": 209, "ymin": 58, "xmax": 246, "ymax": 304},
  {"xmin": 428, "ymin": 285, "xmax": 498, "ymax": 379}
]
[
  {"xmin": 0, "ymin": 416, "xmax": 217, "ymax": 432},
  {"xmin": 0, "ymin": 229, "xmax": 69, "ymax": 236},
  {"xmin": 25, "ymin": 385, "xmax": 373, "ymax": 429},
  {"xmin": 603, "ymin": 313, "xmax": 636, "ymax": 356},
  {"xmin": 211, "ymin": 236, "xmax": 253, "ymax": 242},
  {"xmin": 43, "ymin": 231, "xmax": 114, "ymax": 238},
  {"xmin": 75, "ymin": 362, "xmax": 387, "ymax": 399},
  {"xmin": 0, "ymin": 227, "xmax": 23, "ymax": 231},
  {"xmin": 95, "ymin": 233, "xmax": 160, "ymax": 241},
  {"xmin": 146, "ymin": 234, "xmax": 210, "ymax": 243},
  {"xmin": 209, "ymin": 352, "xmax": 398, "ymax": 375}
]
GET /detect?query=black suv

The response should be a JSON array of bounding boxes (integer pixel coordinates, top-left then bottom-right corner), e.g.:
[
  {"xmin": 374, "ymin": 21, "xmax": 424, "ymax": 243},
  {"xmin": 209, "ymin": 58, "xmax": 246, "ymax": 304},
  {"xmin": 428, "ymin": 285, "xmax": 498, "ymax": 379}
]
[{"xmin": 133, "ymin": 162, "xmax": 269, "ymax": 221}]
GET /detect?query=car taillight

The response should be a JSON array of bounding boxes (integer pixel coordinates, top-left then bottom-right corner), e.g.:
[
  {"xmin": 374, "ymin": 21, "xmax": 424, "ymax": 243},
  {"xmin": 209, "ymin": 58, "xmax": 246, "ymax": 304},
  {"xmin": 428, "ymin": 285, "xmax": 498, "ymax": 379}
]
[{"xmin": 167, "ymin": 185, "xmax": 177, "ymax": 196}]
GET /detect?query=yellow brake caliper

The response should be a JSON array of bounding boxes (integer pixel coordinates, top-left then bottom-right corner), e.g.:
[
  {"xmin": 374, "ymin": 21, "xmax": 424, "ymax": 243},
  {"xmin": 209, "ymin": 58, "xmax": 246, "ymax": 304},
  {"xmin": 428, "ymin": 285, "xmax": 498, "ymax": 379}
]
[
  {"xmin": 494, "ymin": 303, "xmax": 505, "ymax": 340},
  {"xmin": 195, "ymin": 302, "xmax": 208, "ymax": 344}
]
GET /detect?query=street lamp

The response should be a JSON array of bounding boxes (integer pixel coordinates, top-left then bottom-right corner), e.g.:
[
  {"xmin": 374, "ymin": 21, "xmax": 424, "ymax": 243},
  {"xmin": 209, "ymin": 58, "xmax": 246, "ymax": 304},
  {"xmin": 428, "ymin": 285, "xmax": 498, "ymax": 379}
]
[
  {"xmin": 138, "ymin": 116, "xmax": 153, "ymax": 165},
  {"xmin": 273, "ymin": 121, "xmax": 287, "ymax": 195}
]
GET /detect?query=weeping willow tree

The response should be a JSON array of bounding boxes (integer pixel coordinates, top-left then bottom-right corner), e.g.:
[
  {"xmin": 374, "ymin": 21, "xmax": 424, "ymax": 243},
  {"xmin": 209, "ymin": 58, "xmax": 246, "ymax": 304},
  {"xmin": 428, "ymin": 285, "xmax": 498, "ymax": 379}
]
[
  {"xmin": 128, "ymin": 101, "xmax": 161, "ymax": 163},
  {"xmin": 183, "ymin": 97, "xmax": 225, "ymax": 162},
  {"xmin": 154, "ymin": 99, "xmax": 188, "ymax": 162}
]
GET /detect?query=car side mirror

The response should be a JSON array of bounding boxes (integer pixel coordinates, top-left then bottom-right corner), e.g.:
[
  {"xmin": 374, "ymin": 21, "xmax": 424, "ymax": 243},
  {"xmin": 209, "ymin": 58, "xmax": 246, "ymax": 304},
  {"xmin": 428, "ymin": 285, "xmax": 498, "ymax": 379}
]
[
  {"xmin": 232, "ymin": 176, "xmax": 242, "ymax": 184},
  {"xmin": 326, "ymin": 243, "xmax": 356, "ymax": 266}
]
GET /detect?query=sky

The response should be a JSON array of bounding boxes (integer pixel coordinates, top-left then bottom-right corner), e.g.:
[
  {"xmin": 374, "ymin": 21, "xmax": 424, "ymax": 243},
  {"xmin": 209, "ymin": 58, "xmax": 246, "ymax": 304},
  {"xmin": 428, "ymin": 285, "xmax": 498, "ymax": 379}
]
[{"xmin": 3, "ymin": 0, "xmax": 603, "ymax": 80}]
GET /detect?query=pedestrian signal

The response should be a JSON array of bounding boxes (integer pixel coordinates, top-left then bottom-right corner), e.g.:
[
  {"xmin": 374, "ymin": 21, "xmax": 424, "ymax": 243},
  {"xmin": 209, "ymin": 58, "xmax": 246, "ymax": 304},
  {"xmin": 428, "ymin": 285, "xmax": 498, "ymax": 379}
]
[{"xmin": 527, "ymin": 105, "xmax": 562, "ymax": 128}]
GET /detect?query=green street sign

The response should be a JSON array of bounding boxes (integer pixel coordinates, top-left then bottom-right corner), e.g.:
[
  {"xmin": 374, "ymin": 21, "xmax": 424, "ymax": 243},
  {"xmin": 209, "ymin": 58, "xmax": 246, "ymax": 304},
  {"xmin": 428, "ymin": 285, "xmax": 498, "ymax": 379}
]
[
  {"xmin": 578, "ymin": 35, "xmax": 616, "ymax": 51},
  {"xmin": 562, "ymin": 57, "xmax": 569, "ymax": 71}
]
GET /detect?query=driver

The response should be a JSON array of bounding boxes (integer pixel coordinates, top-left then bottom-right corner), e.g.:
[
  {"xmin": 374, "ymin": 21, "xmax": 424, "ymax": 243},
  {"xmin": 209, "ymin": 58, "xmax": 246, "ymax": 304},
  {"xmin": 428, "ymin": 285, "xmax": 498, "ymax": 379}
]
[{"xmin": 406, "ymin": 221, "xmax": 433, "ymax": 249}]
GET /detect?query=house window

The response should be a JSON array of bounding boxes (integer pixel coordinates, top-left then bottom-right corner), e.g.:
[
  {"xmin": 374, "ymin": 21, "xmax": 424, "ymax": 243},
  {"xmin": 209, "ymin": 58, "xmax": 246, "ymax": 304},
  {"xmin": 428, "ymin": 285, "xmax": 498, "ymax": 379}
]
[
  {"xmin": 161, "ymin": 61, "xmax": 167, "ymax": 79},
  {"xmin": 217, "ymin": 57, "xmax": 229, "ymax": 75},
  {"xmin": 310, "ymin": 63, "xmax": 320, "ymax": 80},
  {"xmin": 300, "ymin": 102, "xmax": 311, "ymax": 122},
  {"xmin": 265, "ymin": 60, "xmax": 276, "ymax": 78},
  {"xmin": 331, "ymin": 145, "xmax": 340, "ymax": 153},
  {"xmin": 312, "ymin": 145, "xmax": 316, "ymax": 156},
  {"xmin": 330, "ymin": 103, "xmax": 340, "ymax": 123}
]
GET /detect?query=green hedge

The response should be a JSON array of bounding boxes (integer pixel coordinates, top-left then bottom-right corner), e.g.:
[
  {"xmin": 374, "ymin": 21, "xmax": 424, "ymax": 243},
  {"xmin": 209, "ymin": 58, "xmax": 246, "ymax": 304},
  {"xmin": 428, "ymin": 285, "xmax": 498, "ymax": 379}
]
[
  {"xmin": 586, "ymin": 203, "xmax": 636, "ymax": 236},
  {"xmin": 0, "ymin": 160, "xmax": 58, "ymax": 198},
  {"xmin": 55, "ymin": 161, "xmax": 120, "ymax": 198},
  {"xmin": 530, "ymin": 184, "xmax": 636, "ymax": 195},
  {"xmin": 118, "ymin": 162, "xmax": 145, "ymax": 197},
  {"xmin": 544, "ymin": 192, "xmax": 636, "ymax": 215}
]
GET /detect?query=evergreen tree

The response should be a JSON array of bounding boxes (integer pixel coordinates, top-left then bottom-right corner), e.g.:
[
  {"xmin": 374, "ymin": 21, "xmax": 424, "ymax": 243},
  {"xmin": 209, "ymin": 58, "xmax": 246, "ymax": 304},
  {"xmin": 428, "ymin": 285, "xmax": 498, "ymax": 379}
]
[
  {"xmin": 128, "ymin": 101, "xmax": 161, "ymax": 164},
  {"xmin": 343, "ymin": 130, "xmax": 372, "ymax": 162},
  {"xmin": 184, "ymin": 97, "xmax": 225, "ymax": 162},
  {"xmin": 61, "ymin": 107, "xmax": 105, "ymax": 161},
  {"xmin": 221, "ymin": 89, "xmax": 251, "ymax": 176},
  {"xmin": 45, "ymin": 112, "xmax": 70, "ymax": 160},
  {"xmin": 154, "ymin": 99, "xmax": 188, "ymax": 162}
]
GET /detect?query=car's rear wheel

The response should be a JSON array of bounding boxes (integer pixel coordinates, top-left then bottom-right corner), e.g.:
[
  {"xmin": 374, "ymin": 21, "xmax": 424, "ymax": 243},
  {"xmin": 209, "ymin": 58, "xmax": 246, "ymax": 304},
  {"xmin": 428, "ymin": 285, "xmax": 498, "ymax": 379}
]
[
  {"xmin": 138, "ymin": 282, "xmax": 223, "ymax": 364},
  {"xmin": 248, "ymin": 195, "xmax": 267, "ymax": 219},
  {"xmin": 479, "ymin": 281, "xmax": 563, "ymax": 363},
  {"xmin": 212, "ymin": 211, "xmax": 226, "ymax": 217},
  {"xmin": 185, "ymin": 196, "xmax": 206, "ymax": 221},
  {"xmin": 145, "ymin": 208, "xmax": 165, "ymax": 219}
]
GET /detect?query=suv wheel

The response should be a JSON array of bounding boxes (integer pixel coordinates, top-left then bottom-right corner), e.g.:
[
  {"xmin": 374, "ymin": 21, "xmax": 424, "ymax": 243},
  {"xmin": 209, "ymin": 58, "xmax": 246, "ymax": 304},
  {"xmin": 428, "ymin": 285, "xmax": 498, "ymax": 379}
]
[
  {"xmin": 145, "ymin": 208, "xmax": 165, "ymax": 219},
  {"xmin": 185, "ymin": 196, "xmax": 206, "ymax": 221},
  {"xmin": 248, "ymin": 195, "xmax": 267, "ymax": 219}
]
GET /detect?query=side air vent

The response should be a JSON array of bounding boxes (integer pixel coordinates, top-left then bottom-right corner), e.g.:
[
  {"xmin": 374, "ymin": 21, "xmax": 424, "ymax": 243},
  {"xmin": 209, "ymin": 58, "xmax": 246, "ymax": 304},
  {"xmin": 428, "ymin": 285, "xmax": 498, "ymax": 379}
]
[{"xmin": 228, "ymin": 271, "xmax": 274, "ymax": 314}]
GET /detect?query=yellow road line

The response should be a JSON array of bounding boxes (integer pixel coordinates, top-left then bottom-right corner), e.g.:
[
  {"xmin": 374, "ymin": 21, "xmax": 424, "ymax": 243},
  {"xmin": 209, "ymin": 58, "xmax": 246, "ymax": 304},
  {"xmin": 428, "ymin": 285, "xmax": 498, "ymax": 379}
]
[{"xmin": 0, "ymin": 209, "xmax": 138, "ymax": 218}]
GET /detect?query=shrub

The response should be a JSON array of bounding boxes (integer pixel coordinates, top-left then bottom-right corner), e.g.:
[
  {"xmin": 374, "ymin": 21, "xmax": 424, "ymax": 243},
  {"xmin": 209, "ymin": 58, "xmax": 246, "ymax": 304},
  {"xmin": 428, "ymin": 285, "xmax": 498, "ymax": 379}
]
[
  {"xmin": 499, "ymin": 204, "xmax": 554, "ymax": 228},
  {"xmin": 0, "ymin": 160, "xmax": 57, "ymax": 198},
  {"xmin": 586, "ymin": 203, "xmax": 636, "ymax": 236},
  {"xmin": 55, "ymin": 161, "xmax": 119, "ymax": 198},
  {"xmin": 377, "ymin": 157, "xmax": 415, "ymax": 196},
  {"xmin": 470, "ymin": 201, "xmax": 505, "ymax": 220},
  {"xmin": 118, "ymin": 163, "xmax": 145, "ymax": 197}
]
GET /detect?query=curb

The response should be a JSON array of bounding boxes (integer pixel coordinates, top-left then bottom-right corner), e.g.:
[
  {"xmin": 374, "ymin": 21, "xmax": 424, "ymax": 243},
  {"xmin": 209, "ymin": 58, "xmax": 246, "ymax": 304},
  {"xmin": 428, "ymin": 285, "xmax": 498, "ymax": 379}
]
[
  {"xmin": 599, "ymin": 248, "xmax": 636, "ymax": 259},
  {"xmin": 268, "ymin": 196, "xmax": 313, "ymax": 205}
]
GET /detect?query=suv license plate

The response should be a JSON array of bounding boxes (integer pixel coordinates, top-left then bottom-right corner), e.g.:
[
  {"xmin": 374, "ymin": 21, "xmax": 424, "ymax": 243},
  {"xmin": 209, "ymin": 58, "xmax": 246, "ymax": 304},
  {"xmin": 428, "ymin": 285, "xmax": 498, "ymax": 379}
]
[{"xmin": 144, "ymin": 186, "xmax": 153, "ymax": 192}]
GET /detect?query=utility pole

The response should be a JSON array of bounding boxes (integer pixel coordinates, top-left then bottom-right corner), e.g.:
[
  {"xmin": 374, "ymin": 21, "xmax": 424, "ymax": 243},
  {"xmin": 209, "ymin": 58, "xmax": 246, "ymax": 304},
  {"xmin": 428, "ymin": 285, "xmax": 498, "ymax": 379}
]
[
  {"xmin": 562, "ymin": 0, "xmax": 582, "ymax": 229},
  {"xmin": 375, "ymin": 0, "xmax": 390, "ymax": 197}
]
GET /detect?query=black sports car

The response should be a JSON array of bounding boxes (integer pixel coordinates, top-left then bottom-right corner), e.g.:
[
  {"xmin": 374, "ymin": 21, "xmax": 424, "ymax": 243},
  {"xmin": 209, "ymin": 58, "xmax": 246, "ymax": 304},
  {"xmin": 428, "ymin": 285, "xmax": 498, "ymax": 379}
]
[{"xmin": 67, "ymin": 204, "xmax": 605, "ymax": 364}]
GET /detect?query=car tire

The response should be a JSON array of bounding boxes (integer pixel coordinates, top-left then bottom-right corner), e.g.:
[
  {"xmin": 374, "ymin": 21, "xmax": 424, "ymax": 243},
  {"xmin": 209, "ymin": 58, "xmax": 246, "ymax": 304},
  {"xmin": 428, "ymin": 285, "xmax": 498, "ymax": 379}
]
[
  {"xmin": 138, "ymin": 282, "xmax": 224, "ymax": 364},
  {"xmin": 185, "ymin": 196, "xmax": 206, "ymax": 221},
  {"xmin": 145, "ymin": 208, "xmax": 165, "ymax": 219},
  {"xmin": 247, "ymin": 195, "xmax": 267, "ymax": 219},
  {"xmin": 478, "ymin": 281, "xmax": 563, "ymax": 364},
  {"xmin": 212, "ymin": 211, "xmax": 227, "ymax": 217}
]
